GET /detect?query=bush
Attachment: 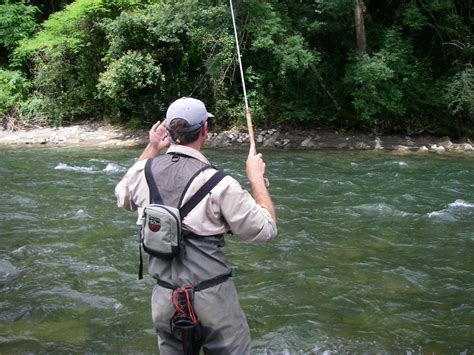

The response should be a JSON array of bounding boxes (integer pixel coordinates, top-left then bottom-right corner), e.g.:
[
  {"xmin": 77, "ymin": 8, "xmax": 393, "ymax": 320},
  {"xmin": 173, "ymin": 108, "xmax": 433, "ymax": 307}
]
[
  {"xmin": 0, "ymin": 69, "xmax": 31, "ymax": 118},
  {"xmin": 345, "ymin": 51, "xmax": 403, "ymax": 125},
  {"xmin": 0, "ymin": 3, "xmax": 38, "ymax": 59},
  {"xmin": 443, "ymin": 65, "xmax": 474, "ymax": 136},
  {"xmin": 344, "ymin": 28, "xmax": 440, "ymax": 132},
  {"xmin": 97, "ymin": 51, "xmax": 165, "ymax": 120},
  {"xmin": 98, "ymin": 1, "xmax": 236, "ymax": 124},
  {"xmin": 445, "ymin": 66, "xmax": 474, "ymax": 117},
  {"xmin": 12, "ymin": 0, "xmax": 139, "ymax": 124},
  {"xmin": 19, "ymin": 95, "xmax": 52, "ymax": 126}
]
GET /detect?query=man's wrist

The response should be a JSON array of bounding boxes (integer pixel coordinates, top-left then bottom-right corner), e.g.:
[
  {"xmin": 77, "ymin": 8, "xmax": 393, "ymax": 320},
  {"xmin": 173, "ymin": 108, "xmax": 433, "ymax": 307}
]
[
  {"xmin": 248, "ymin": 174, "xmax": 265, "ymax": 188},
  {"xmin": 138, "ymin": 142, "xmax": 164, "ymax": 161}
]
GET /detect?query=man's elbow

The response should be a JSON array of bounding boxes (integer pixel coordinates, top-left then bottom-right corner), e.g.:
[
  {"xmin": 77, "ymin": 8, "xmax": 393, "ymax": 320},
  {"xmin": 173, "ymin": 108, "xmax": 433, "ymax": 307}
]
[
  {"xmin": 120, "ymin": 200, "xmax": 132, "ymax": 211},
  {"xmin": 114, "ymin": 179, "xmax": 134, "ymax": 211},
  {"xmin": 243, "ymin": 222, "xmax": 277, "ymax": 242},
  {"xmin": 264, "ymin": 222, "xmax": 278, "ymax": 241},
  {"xmin": 115, "ymin": 189, "xmax": 132, "ymax": 211}
]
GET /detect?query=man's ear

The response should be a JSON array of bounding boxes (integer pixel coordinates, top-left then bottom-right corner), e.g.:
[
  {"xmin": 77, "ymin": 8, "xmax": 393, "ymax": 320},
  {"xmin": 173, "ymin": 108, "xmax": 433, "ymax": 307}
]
[{"xmin": 201, "ymin": 121, "xmax": 208, "ymax": 136}]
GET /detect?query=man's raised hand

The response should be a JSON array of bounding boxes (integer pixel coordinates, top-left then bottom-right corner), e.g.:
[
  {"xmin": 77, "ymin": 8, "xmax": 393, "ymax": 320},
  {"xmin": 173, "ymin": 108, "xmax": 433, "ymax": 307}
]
[{"xmin": 149, "ymin": 120, "xmax": 170, "ymax": 151}]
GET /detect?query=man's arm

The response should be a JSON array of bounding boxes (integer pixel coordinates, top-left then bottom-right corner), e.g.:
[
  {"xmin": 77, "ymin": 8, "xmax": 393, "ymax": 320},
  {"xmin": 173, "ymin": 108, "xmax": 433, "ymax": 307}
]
[
  {"xmin": 246, "ymin": 143, "xmax": 276, "ymax": 223},
  {"xmin": 115, "ymin": 121, "xmax": 169, "ymax": 210}
]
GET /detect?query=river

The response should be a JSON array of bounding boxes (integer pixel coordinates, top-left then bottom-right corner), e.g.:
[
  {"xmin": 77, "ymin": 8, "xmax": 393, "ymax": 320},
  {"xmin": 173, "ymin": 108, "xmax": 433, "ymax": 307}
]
[{"xmin": 0, "ymin": 147, "xmax": 473, "ymax": 353}]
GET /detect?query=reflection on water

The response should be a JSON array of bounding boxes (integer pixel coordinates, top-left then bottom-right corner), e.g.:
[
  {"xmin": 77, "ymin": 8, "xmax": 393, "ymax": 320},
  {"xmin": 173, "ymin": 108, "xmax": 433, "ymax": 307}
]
[{"xmin": 0, "ymin": 147, "xmax": 473, "ymax": 353}]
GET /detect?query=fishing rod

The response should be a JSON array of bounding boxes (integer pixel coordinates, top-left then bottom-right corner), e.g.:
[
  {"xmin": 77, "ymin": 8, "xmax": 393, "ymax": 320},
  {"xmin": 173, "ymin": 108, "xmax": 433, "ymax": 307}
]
[
  {"xmin": 229, "ymin": 0, "xmax": 270, "ymax": 187},
  {"xmin": 229, "ymin": 0, "xmax": 255, "ymax": 152}
]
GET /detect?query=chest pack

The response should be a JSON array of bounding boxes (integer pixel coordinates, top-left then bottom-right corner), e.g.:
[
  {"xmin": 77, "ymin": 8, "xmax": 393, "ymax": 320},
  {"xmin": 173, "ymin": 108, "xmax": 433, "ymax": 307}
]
[{"xmin": 138, "ymin": 154, "xmax": 226, "ymax": 279}]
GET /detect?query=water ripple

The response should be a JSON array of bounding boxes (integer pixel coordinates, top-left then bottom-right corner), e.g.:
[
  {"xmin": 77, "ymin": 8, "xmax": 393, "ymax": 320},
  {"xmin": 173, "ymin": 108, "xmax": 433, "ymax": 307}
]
[
  {"xmin": 38, "ymin": 287, "xmax": 122, "ymax": 310},
  {"xmin": 353, "ymin": 203, "xmax": 416, "ymax": 217},
  {"xmin": 1, "ymin": 148, "xmax": 473, "ymax": 353}
]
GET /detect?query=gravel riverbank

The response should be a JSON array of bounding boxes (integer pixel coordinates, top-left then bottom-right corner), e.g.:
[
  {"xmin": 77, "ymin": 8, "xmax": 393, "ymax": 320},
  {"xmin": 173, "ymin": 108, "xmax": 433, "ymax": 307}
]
[{"xmin": 0, "ymin": 123, "xmax": 473, "ymax": 154}]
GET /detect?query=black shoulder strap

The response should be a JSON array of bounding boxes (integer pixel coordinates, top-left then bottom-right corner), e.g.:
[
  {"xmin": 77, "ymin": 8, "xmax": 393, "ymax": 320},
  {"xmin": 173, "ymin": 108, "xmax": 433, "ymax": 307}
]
[
  {"xmin": 144, "ymin": 158, "xmax": 163, "ymax": 204},
  {"xmin": 177, "ymin": 165, "xmax": 212, "ymax": 208},
  {"xmin": 180, "ymin": 171, "xmax": 227, "ymax": 219}
]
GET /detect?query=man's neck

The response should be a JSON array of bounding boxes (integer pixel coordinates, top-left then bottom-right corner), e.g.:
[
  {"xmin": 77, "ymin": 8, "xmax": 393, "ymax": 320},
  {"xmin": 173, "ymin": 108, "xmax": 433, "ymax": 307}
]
[{"xmin": 183, "ymin": 139, "xmax": 202, "ymax": 151}]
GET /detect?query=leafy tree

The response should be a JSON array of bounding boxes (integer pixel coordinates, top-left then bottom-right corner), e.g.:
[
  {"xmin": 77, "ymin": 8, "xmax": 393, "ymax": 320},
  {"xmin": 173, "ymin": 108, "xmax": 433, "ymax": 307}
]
[
  {"xmin": 0, "ymin": 3, "xmax": 38, "ymax": 65},
  {"xmin": 97, "ymin": 50, "xmax": 165, "ymax": 119},
  {"xmin": 13, "ymin": 0, "xmax": 139, "ymax": 123},
  {"xmin": 0, "ymin": 0, "xmax": 471, "ymax": 137},
  {"xmin": 98, "ymin": 0, "xmax": 237, "ymax": 124},
  {"xmin": 444, "ymin": 65, "xmax": 474, "ymax": 136},
  {"xmin": 345, "ymin": 27, "xmax": 441, "ymax": 132}
]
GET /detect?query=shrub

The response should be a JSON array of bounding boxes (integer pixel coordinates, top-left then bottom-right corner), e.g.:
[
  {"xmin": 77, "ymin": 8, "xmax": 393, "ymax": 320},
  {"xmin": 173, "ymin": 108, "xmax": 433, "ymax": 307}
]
[
  {"xmin": 345, "ymin": 28, "xmax": 439, "ymax": 132},
  {"xmin": 97, "ymin": 51, "xmax": 165, "ymax": 120},
  {"xmin": 0, "ymin": 3, "xmax": 38, "ymax": 57},
  {"xmin": 0, "ymin": 69, "xmax": 31, "ymax": 118},
  {"xmin": 445, "ymin": 66, "xmax": 474, "ymax": 117},
  {"xmin": 12, "ymin": 0, "xmax": 139, "ymax": 124}
]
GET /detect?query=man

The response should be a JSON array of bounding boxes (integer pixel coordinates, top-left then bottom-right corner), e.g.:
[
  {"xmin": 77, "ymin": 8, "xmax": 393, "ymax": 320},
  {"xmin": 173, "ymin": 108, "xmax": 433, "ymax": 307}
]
[{"xmin": 115, "ymin": 97, "xmax": 277, "ymax": 354}]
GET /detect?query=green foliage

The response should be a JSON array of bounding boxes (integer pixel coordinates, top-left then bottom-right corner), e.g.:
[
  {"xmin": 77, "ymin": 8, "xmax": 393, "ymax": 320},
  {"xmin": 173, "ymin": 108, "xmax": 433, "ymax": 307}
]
[
  {"xmin": 0, "ymin": 0, "xmax": 471, "ymax": 136},
  {"xmin": 97, "ymin": 50, "xmax": 165, "ymax": 116},
  {"xmin": 97, "ymin": 0, "xmax": 237, "ymax": 123},
  {"xmin": 239, "ymin": 0, "xmax": 323, "ymax": 126},
  {"xmin": 0, "ymin": 3, "xmax": 38, "ymax": 53},
  {"xmin": 14, "ymin": 0, "xmax": 139, "ymax": 57},
  {"xmin": 400, "ymin": 2, "xmax": 426, "ymax": 31},
  {"xmin": 273, "ymin": 35, "xmax": 319, "ymax": 76},
  {"xmin": 13, "ymin": 0, "xmax": 102, "ymax": 64},
  {"xmin": 345, "ymin": 28, "xmax": 441, "ymax": 132},
  {"xmin": 445, "ymin": 66, "xmax": 474, "ymax": 117},
  {"xmin": 0, "ymin": 69, "xmax": 31, "ymax": 117},
  {"xmin": 12, "ymin": 0, "xmax": 139, "ymax": 124},
  {"xmin": 346, "ymin": 52, "xmax": 402, "ymax": 124},
  {"xmin": 19, "ymin": 94, "xmax": 52, "ymax": 126}
]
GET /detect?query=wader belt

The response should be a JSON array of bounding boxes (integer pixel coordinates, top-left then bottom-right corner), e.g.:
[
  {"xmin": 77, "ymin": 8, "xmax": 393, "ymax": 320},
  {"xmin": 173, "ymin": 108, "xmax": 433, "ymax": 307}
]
[{"xmin": 157, "ymin": 272, "xmax": 231, "ymax": 292}]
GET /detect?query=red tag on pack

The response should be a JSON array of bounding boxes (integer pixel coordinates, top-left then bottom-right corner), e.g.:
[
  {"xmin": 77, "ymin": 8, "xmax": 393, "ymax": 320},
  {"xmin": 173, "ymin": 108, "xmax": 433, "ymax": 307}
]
[{"xmin": 148, "ymin": 216, "xmax": 161, "ymax": 232}]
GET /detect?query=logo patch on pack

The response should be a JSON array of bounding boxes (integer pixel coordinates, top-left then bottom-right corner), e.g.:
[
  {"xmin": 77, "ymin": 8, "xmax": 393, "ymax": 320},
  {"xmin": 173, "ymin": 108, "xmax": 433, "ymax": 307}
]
[{"xmin": 148, "ymin": 216, "xmax": 161, "ymax": 232}]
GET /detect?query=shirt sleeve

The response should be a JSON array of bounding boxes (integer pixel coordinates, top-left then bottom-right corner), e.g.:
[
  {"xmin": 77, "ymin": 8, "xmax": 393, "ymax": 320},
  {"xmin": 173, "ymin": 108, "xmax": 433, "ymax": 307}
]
[
  {"xmin": 114, "ymin": 159, "xmax": 148, "ymax": 212},
  {"xmin": 218, "ymin": 178, "xmax": 277, "ymax": 242},
  {"xmin": 114, "ymin": 176, "xmax": 136, "ymax": 211}
]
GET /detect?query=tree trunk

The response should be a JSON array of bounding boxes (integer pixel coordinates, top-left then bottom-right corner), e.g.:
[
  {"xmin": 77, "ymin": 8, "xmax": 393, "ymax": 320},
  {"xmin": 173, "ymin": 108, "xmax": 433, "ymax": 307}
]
[{"xmin": 354, "ymin": 0, "xmax": 367, "ymax": 52}]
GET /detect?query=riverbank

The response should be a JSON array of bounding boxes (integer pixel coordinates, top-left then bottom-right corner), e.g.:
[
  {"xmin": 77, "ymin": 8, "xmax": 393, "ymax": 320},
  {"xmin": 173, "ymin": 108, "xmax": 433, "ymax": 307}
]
[{"xmin": 0, "ymin": 123, "xmax": 473, "ymax": 153}]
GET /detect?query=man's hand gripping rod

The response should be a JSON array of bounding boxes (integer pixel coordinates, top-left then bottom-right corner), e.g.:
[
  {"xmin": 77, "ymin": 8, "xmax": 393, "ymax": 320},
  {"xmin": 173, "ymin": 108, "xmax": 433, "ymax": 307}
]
[{"xmin": 229, "ymin": 0, "xmax": 269, "ymax": 187}]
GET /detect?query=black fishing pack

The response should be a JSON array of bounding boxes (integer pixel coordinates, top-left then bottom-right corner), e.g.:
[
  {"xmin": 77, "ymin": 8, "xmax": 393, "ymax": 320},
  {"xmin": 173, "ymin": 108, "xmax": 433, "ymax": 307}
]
[{"xmin": 138, "ymin": 154, "xmax": 226, "ymax": 279}]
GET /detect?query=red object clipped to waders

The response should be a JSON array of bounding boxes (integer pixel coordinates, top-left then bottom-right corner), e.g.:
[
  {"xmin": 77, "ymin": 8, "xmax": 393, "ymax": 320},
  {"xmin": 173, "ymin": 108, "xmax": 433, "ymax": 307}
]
[{"xmin": 170, "ymin": 285, "xmax": 202, "ymax": 355}]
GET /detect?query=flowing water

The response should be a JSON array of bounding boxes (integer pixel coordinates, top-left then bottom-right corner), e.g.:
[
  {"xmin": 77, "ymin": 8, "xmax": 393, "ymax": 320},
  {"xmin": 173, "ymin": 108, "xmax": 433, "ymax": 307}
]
[{"xmin": 0, "ymin": 147, "xmax": 473, "ymax": 354}]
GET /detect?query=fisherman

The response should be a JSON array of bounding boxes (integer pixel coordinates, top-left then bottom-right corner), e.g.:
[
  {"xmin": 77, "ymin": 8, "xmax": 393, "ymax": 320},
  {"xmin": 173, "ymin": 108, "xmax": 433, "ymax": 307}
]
[{"xmin": 115, "ymin": 97, "xmax": 277, "ymax": 354}]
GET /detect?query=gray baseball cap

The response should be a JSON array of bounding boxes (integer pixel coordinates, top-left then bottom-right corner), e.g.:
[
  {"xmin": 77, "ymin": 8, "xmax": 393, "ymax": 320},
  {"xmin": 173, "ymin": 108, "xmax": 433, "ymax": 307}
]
[{"xmin": 165, "ymin": 97, "xmax": 214, "ymax": 131}]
